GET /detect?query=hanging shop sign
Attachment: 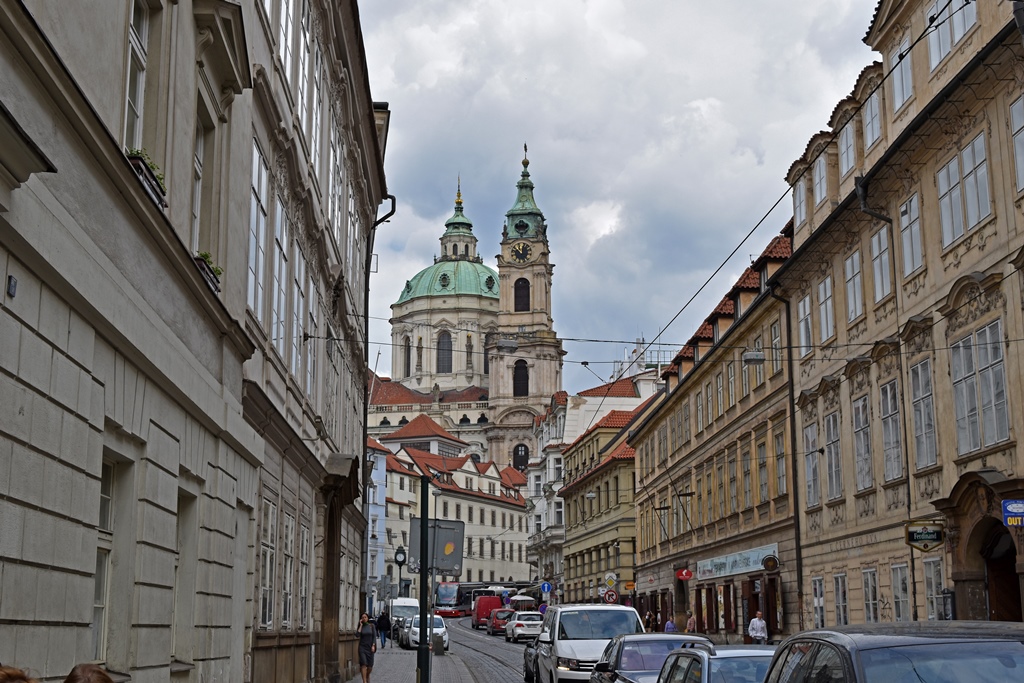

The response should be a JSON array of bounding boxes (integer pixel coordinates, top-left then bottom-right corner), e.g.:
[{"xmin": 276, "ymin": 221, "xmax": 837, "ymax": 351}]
[
  {"xmin": 905, "ymin": 521, "xmax": 944, "ymax": 552},
  {"xmin": 696, "ymin": 544, "xmax": 779, "ymax": 581},
  {"xmin": 1003, "ymin": 500, "xmax": 1024, "ymax": 527}
]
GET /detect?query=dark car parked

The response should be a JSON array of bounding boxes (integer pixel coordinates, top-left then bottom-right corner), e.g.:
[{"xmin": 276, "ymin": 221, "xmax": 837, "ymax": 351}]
[
  {"xmin": 762, "ymin": 622, "xmax": 1024, "ymax": 683},
  {"xmin": 658, "ymin": 644, "xmax": 775, "ymax": 683},
  {"xmin": 524, "ymin": 637, "xmax": 540, "ymax": 683},
  {"xmin": 592, "ymin": 633, "xmax": 713, "ymax": 683}
]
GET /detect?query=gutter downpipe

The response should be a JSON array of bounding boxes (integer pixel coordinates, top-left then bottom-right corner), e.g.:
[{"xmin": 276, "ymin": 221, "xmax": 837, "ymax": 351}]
[
  {"xmin": 364, "ymin": 193, "xmax": 396, "ymax": 611},
  {"xmin": 855, "ymin": 176, "xmax": 920, "ymax": 620},
  {"xmin": 768, "ymin": 286, "xmax": 805, "ymax": 631}
]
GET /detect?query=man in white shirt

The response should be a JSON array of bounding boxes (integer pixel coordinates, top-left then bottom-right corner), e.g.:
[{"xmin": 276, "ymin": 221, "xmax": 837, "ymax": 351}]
[{"xmin": 748, "ymin": 610, "xmax": 768, "ymax": 644}]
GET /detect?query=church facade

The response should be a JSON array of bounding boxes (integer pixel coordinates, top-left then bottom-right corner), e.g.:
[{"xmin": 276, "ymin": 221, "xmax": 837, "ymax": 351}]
[{"xmin": 370, "ymin": 152, "xmax": 565, "ymax": 468}]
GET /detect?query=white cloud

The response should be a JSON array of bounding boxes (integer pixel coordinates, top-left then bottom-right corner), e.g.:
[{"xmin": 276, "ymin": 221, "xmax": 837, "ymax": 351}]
[{"xmin": 360, "ymin": 0, "xmax": 879, "ymax": 391}]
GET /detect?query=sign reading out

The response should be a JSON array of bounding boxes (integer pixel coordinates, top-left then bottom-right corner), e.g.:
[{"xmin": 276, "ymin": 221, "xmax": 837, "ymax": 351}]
[{"xmin": 1003, "ymin": 500, "xmax": 1024, "ymax": 527}]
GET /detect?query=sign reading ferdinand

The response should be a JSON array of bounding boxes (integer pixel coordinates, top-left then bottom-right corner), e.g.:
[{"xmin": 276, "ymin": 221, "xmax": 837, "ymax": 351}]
[{"xmin": 905, "ymin": 521, "xmax": 944, "ymax": 552}]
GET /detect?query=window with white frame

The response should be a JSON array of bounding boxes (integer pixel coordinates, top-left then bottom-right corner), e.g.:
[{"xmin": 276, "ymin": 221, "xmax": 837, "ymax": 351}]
[
  {"xmin": 306, "ymin": 279, "xmax": 318, "ymax": 397},
  {"xmin": 812, "ymin": 577, "xmax": 826, "ymax": 628},
  {"xmin": 939, "ymin": 133, "xmax": 990, "ymax": 246},
  {"xmin": 742, "ymin": 360, "xmax": 750, "ymax": 396},
  {"xmin": 124, "ymin": 0, "xmax": 149, "ymax": 149},
  {"xmin": 706, "ymin": 383, "xmax": 713, "ymax": 427},
  {"xmin": 727, "ymin": 362, "xmax": 735, "ymax": 406},
  {"xmin": 770, "ymin": 321, "xmax": 782, "ymax": 374},
  {"xmin": 834, "ymin": 574, "xmax": 849, "ymax": 625},
  {"xmin": 853, "ymin": 395, "xmax": 873, "ymax": 491},
  {"xmin": 298, "ymin": 1, "xmax": 311, "ymax": 132},
  {"xmin": 705, "ymin": 470, "xmax": 713, "ymax": 522},
  {"xmin": 818, "ymin": 276, "xmax": 835, "ymax": 341},
  {"xmin": 272, "ymin": 198, "xmax": 289, "ymax": 358},
  {"xmin": 717, "ymin": 465, "xmax": 725, "ymax": 518},
  {"xmin": 191, "ymin": 123, "xmax": 206, "ymax": 250},
  {"xmin": 870, "ymin": 226, "xmax": 891, "ymax": 302},
  {"xmin": 863, "ymin": 92, "xmax": 881, "ymax": 148},
  {"xmin": 299, "ymin": 524, "xmax": 310, "ymax": 630},
  {"xmin": 911, "ymin": 359, "xmax": 937, "ymax": 469},
  {"xmin": 924, "ymin": 558, "xmax": 947, "ymax": 620},
  {"xmin": 281, "ymin": 513, "xmax": 295, "ymax": 628},
  {"xmin": 793, "ymin": 179, "xmax": 807, "ymax": 226},
  {"xmin": 260, "ymin": 499, "xmax": 277, "ymax": 629},
  {"xmin": 554, "ymin": 500, "xmax": 563, "ymax": 525},
  {"xmin": 844, "ymin": 250, "xmax": 864, "ymax": 321},
  {"xmin": 757, "ymin": 442, "xmax": 768, "ymax": 503},
  {"xmin": 279, "ymin": 0, "xmax": 295, "ymax": 81},
  {"xmin": 951, "ymin": 320, "xmax": 1008, "ymax": 454},
  {"xmin": 928, "ymin": 0, "xmax": 976, "ymax": 70},
  {"xmin": 682, "ymin": 402, "xmax": 691, "ymax": 442},
  {"xmin": 291, "ymin": 247, "xmax": 306, "ymax": 375},
  {"xmin": 804, "ymin": 423, "xmax": 820, "ymax": 507},
  {"xmin": 824, "ymin": 411, "xmax": 842, "ymax": 501},
  {"xmin": 892, "ymin": 564, "xmax": 910, "ymax": 622},
  {"xmin": 311, "ymin": 46, "xmax": 323, "ymax": 171},
  {"xmin": 716, "ymin": 373, "xmax": 724, "ymax": 416},
  {"xmin": 863, "ymin": 569, "xmax": 879, "ymax": 622},
  {"xmin": 728, "ymin": 456, "xmax": 738, "ymax": 512},
  {"xmin": 753, "ymin": 336, "xmax": 764, "ymax": 386},
  {"xmin": 881, "ymin": 380, "xmax": 903, "ymax": 481},
  {"xmin": 1012, "ymin": 96, "xmax": 1024, "ymax": 191},
  {"xmin": 775, "ymin": 431, "xmax": 787, "ymax": 495},
  {"xmin": 742, "ymin": 451, "xmax": 752, "ymax": 509},
  {"xmin": 813, "ymin": 156, "xmax": 827, "ymax": 206},
  {"xmin": 891, "ymin": 38, "xmax": 912, "ymax": 109},
  {"xmin": 248, "ymin": 141, "xmax": 269, "ymax": 321},
  {"xmin": 798, "ymin": 295, "xmax": 812, "ymax": 357},
  {"xmin": 695, "ymin": 477, "xmax": 703, "ymax": 526},
  {"xmin": 839, "ymin": 123, "xmax": 854, "ymax": 176},
  {"xmin": 899, "ymin": 194, "xmax": 922, "ymax": 275},
  {"xmin": 93, "ymin": 461, "xmax": 116, "ymax": 660}
]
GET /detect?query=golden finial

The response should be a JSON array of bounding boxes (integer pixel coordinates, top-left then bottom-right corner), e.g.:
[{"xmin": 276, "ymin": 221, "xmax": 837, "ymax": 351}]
[{"xmin": 455, "ymin": 175, "xmax": 463, "ymax": 207}]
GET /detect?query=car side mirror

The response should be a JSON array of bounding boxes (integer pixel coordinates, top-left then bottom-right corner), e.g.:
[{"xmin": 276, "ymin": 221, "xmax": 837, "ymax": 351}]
[
  {"xmin": 537, "ymin": 632, "xmax": 552, "ymax": 644},
  {"xmin": 593, "ymin": 662, "xmax": 611, "ymax": 672}
]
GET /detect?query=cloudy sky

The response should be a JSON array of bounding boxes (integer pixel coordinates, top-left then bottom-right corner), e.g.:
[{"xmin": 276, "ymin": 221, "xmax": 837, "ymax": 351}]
[{"xmin": 360, "ymin": 1, "xmax": 880, "ymax": 393}]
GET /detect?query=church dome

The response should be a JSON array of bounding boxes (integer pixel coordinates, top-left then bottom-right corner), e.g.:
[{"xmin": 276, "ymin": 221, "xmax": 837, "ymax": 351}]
[{"xmin": 395, "ymin": 259, "xmax": 499, "ymax": 305}]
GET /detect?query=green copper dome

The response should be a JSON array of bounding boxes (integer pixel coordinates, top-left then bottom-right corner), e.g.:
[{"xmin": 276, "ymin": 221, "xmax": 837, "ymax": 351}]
[
  {"xmin": 395, "ymin": 260, "xmax": 499, "ymax": 304},
  {"xmin": 504, "ymin": 146, "xmax": 546, "ymax": 239}
]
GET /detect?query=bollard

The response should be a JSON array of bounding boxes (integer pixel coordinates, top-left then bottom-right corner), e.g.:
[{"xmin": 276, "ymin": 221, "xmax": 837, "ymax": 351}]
[{"xmin": 432, "ymin": 632, "xmax": 446, "ymax": 656}]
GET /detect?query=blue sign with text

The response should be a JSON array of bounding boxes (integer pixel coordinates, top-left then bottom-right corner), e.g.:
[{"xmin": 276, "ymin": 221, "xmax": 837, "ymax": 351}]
[{"xmin": 1003, "ymin": 500, "xmax": 1024, "ymax": 527}]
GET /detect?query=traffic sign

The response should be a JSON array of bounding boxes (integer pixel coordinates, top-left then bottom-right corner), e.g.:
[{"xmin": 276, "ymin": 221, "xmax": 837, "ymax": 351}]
[
  {"xmin": 603, "ymin": 589, "xmax": 619, "ymax": 604},
  {"xmin": 541, "ymin": 581, "xmax": 552, "ymax": 593}
]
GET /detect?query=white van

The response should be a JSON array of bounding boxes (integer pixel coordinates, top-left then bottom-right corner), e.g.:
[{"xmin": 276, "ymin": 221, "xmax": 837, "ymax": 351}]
[
  {"xmin": 389, "ymin": 597, "xmax": 420, "ymax": 642},
  {"xmin": 535, "ymin": 604, "xmax": 644, "ymax": 683}
]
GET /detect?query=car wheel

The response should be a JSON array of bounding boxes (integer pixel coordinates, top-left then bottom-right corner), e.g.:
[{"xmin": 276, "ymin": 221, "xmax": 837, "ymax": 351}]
[
  {"xmin": 513, "ymin": 635, "xmax": 518, "ymax": 643},
  {"xmin": 524, "ymin": 665, "xmax": 534, "ymax": 683}
]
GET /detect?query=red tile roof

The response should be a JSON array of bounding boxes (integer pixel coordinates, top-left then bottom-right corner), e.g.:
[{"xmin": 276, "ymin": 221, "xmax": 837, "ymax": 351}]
[
  {"xmin": 367, "ymin": 436, "xmax": 389, "ymax": 452},
  {"xmin": 711, "ymin": 297, "xmax": 734, "ymax": 317},
  {"xmin": 731, "ymin": 267, "xmax": 761, "ymax": 292},
  {"xmin": 579, "ymin": 376, "xmax": 638, "ymax": 398},
  {"xmin": 386, "ymin": 453, "xmax": 419, "ymax": 476},
  {"xmin": 367, "ymin": 372, "xmax": 488, "ymax": 406},
  {"xmin": 500, "ymin": 466, "xmax": 527, "ymax": 486},
  {"xmin": 385, "ymin": 497, "xmax": 410, "ymax": 507},
  {"xmin": 756, "ymin": 233, "xmax": 792, "ymax": 263},
  {"xmin": 402, "ymin": 448, "xmax": 526, "ymax": 508},
  {"xmin": 594, "ymin": 410, "xmax": 636, "ymax": 430},
  {"xmin": 380, "ymin": 414, "xmax": 469, "ymax": 446},
  {"xmin": 552, "ymin": 391, "xmax": 569, "ymax": 406}
]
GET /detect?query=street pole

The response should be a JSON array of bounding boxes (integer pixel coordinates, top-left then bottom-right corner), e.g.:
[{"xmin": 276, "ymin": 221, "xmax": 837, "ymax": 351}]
[{"xmin": 417, "ymin": 475, "xmax": 431, "ymax": 683}]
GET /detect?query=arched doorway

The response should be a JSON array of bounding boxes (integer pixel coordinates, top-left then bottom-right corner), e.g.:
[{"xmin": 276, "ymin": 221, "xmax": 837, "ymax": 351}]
[
  {"xmin": 980, "ymin": 524, "xmax": 1022, "ymax": 621},
  {"xmin": 933, "ymin": 470, "xmax": 1024, "ymax": 622}
]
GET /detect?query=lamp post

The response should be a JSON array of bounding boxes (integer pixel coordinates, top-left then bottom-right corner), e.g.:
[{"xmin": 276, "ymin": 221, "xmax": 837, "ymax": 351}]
[{"xmin": 392, "ymin": 545, "xmax": 406, "ymax": 648}]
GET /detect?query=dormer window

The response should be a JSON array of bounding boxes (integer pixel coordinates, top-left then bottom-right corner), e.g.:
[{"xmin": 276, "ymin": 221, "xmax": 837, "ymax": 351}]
[
  {"xmin": 839, "ymin": 123, "xmax": 854, "ymax": 176},
  {"xmin": 712, "ymin": 321, "xmax": 720, "ymax": 343},
  {"xmin": 863, "ymin": 93, "xmax": 881, "ymax": 148},
  {"xmin": 813, "ymin": 157, "xmax": 827, "ymax": 206},
  {"xmin": 793, "ymin": 179, "xmax": 807, "ymax": 225},
  {"xmin": 760, "ymin": 268, "xmax": 769, "ymax": 293},
  {"xmin": 891, "ymin": 37, "xmax": 912, "ymax": 110}
]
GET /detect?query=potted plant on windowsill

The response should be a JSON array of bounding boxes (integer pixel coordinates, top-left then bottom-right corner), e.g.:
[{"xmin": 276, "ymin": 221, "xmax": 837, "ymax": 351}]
[
  {"xmin": 194, "ymin": 251, "xmax": 222, "ymax": 293},
  {"xmin": 126, "ymin": 148, "xmax": 167, "ymax": 209}
]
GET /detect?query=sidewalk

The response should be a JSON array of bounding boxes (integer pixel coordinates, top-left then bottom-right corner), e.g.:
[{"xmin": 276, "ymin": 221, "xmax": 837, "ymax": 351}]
[{"xmin": 345, "ymin": 641, "xmax": 475, "ymax": 683}]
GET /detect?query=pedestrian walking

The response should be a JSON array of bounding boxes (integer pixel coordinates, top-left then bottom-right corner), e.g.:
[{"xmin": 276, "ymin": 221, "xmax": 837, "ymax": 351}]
[
  {"xmin": 748, "ymin": 610, "xmax": 768, "ymax": 645},
  {"xmin": 664, "ymin": 613, "xmax": 677, "ymax": 632},
  {"xmin": 684, "ymin": 610, "xmax": 696, "ymax": 633},
  {"xmin": 358, "ymin": 612, "xmax": 378, "ymax": 683},
  {"xmin": 63, "ymin": 664, "xmax": 114, "ymax": 683},
  {"xmin": 376, "ymin": 611, "xmax": 390, "ymax": 648},
  {"xmin": 643, "ymin": 611, "xmax": 654, "ymax": 632}
]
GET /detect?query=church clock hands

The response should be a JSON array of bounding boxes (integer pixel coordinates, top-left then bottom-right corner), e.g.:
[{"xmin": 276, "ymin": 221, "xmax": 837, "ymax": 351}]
[{"xmin": 511, "ymin": 242, "xmax": 532, "ymax": 263}]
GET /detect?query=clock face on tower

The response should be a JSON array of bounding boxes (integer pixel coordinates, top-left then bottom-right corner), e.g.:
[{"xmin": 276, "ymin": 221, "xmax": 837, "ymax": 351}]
[{"xmin": 511, "ymin": 242, "xmax": 532, "ymax": 263}]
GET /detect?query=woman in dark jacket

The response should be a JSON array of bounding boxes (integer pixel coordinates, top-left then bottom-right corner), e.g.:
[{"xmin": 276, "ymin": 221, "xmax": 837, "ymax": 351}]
[{"xmin": 358, "ymin": 612, "xmax": 378, "ymax": 683}]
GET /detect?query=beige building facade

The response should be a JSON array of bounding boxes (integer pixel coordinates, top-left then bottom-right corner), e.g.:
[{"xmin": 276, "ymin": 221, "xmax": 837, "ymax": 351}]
[
  {"xmin": 0, "ymin": 0, "xmax": 388, "ymax": 681},
  {"xmin": 630, "ymin": 233, "xmax": 799, "ymax": 641},
  {"xmin": 777, "ymin": 0, "xmax": 1024, "ymax": 626}
]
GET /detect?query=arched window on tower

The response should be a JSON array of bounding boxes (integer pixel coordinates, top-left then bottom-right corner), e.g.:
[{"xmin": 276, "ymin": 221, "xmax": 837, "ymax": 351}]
[
  {"xmin": 403, "ymin": 336, "xmax": 411, "ymax": 378},
  {"xmin": 513, "ymin": 359, "xmax": 529, "ymax": 397},
  {"xmin": 437, "ymin": 331, "xmax": 453, "ymax": 373},
  {"xmin": 463, "ymin": 244, "xmax": 469, "ymax": 255},
  {"xmin": 452, "ymin": 244, "xmax": 458, "ymax": 255},
  {"xmin": 513, "ymin": 444, "xmax": 529, "ymax": 471},
  {"xmin": 514, "ymin": 278, "xmax": 531, "ymax": 312}
]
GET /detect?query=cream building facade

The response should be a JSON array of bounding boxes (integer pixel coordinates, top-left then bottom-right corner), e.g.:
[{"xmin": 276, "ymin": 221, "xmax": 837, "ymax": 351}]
[
  {"xmin": 777, "ymin": 0, "xmax": 1024, "ymax": 625},
  {"xmin": 0, "ymin": 0, "xmax": 388, "ymax": 681},
  {"xmin": 630, "ymin": 233, "xmax": 798, "ymax": 641}
]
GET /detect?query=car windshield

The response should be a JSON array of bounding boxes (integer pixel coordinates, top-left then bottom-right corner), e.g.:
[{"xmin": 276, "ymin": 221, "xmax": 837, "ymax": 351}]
[
  {"xmin": 861, "ymin": 641, "xmax": 1024, "ymax": 683},
  {"xmin": 709, "ymin": 656, "xmax": 772, "ymax": 682},
  {"xmin": 619, "ymin": 639, "xmax": 700, "ymax": 671},
  {"xmin": 557, "ymin": 610, "xmax": 643, "ymax": 640}
]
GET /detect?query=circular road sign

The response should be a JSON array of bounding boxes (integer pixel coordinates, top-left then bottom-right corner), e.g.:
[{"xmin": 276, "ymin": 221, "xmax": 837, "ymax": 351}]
[
  {"xmin": 676, "ymin": 568, "xmax": 694, "ymax": 581},
  {"xmin": 603, "ymin": 589, "xmax": 619, "ymax": 604},
  {"xmin": 541, "ymin": 581, "xmax": 552, "ymax": 593}
]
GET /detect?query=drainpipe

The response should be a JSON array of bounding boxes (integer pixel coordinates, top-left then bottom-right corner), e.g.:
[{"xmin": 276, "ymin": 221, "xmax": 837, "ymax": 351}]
[
  {"xmin": 769, "ymin": 286, "xmax": 805, "ymax": 631},
  {"xmin": 855, "ymin": 176, "xmax": 920, "ymax": 620}
]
